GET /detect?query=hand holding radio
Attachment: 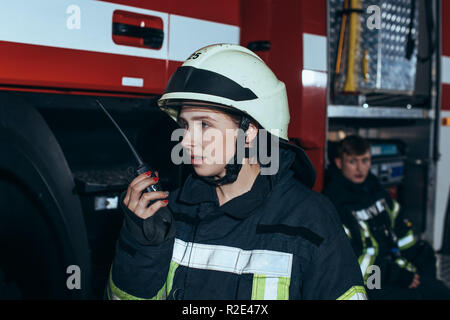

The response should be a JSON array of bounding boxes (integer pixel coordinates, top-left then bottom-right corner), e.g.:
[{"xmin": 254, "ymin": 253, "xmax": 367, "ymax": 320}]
[
  {"xmin": 95, "ymin": 99, "xmax": 175, "ymax": 244},
  {"xmin": 123, "ymin": 170, "xmax": 170, "ymax": 220}
]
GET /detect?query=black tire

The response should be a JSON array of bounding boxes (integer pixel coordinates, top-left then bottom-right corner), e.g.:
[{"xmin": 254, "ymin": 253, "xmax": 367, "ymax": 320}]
[{"xmin": 0, "ymin": 94, "xmax": 92, "ymax": 299}]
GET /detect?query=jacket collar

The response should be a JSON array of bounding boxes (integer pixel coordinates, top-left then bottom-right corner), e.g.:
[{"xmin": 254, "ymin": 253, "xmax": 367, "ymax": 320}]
[
  {"xmin": 177, "ymin": 147, "xmax": 296, "ymax": 219},
  {"xmin": 333, "ymin": 170, "xmax": 381, "ymax": 194}
]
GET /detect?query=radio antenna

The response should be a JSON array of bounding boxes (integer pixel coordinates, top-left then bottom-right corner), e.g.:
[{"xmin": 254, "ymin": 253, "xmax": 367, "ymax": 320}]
[{"xmin": 95, "ymin": 99, "xmax": 144, "ymax": 166}]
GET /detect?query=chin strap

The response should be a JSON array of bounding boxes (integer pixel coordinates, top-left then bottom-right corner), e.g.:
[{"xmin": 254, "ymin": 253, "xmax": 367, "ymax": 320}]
[{"xmin": 198, "ymin": 116, "xmax": 252, "ymax": 186}]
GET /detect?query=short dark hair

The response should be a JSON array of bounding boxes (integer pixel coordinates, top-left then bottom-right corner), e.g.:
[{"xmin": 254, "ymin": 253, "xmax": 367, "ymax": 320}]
[{"xmin": 336, "ymin": 135, "xmax": 370, "ymax": 158}]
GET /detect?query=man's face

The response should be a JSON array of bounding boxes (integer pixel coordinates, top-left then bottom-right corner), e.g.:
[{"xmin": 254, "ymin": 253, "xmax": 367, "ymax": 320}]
[{"xmin": 335, "ymin": 151, "xmax": 371, "ymax": 184}]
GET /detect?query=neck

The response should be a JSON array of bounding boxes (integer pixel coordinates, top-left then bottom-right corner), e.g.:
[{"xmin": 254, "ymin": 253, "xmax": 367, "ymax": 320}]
[{"xmin": 216, "ymin": 160, "xmax": 261, "ymax": 206}]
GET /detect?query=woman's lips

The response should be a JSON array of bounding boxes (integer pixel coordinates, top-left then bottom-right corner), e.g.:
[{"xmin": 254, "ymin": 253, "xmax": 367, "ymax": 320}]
[{"xmin": 191, "ymin": 155, "xmax": 203, "ymax": 165}]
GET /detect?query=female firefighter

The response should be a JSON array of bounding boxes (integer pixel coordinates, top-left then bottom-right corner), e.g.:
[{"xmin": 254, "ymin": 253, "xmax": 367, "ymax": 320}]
[{"xmin": 106, "ymin": 44, "xmax": 366, "ymax": 300}]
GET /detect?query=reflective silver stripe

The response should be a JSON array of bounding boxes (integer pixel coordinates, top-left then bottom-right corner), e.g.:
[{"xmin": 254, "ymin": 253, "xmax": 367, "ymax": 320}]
[
  {"xmin": 393, "ymin": 200, "xmax": 400, "ymax": 213},
  {"xmin": 360, "ymin": 247, "xmax": 376, "ymax": 276},
  {"xmin": 343, "ymin": 225, "xmax": 351, "ymax": 238},
  {"xmin": 263, "ymin": 277, "xmax": 279, "ymax": 300},
  {"xmin": 355, "ymin": 209, "xmax": 370, "ymax": 220},
  {"xmin": 396, "ymin": 258, "xmax": 406, "ymax": 267},
  {"xmin": 110, "ymin": 292, "xmax": 121, "ymax": 300},
  {"xmin": 107, "ymin": 281, "xmax": 121, "ymax": 300},
  {"xmin": 358, "ymin": 221, "xmax": 370, "ymax": 237},
  {"xmin": 337, "ymin": 286, "xmax": 367, "ymax": 300},
  {"xmin": 360, "ymin": 252, "xmax": 372, "ymax": 276},
  {"xmin": 398, "ymin": 233, "xmax": 414, "ymax": 248},
  {"xmin": 172, "ymin": 238, "xmax": 293, "ymax": 277},
  {"xmin": 348, "ymin": 292, "xmax": 367, "ymax": 300},
  {"xmin": 357, "ymin": 221, "xmax": 376, "ymax": 277}
]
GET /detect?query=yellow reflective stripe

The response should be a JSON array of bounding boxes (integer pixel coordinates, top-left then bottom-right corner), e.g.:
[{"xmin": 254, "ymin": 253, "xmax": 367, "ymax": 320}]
[
  {"xmin": 108, "ymin": 269, "xmax": 148, "ymax": 300},
  {"xmin": 108, "ymin": 265, "xmax": 166, "ymax": 300},
  {"xmin": 106, "ymin": 279, "xmax": 112, "ymax": 300},
  {"xmin": 395, "ymin": 258, "xmax": 417, "ymax": 273},
  {"xmin": 398, "ymin": 230, "xmax": 416, "ymax": 250},
  {"xmin": 365, "ymin": 234, "xmax": 379, "ymax": 280},
  {"xmin": 357, "ymin": 228, "xmax": 368, "ymax": 273},
  {"xmin": 251, "ymin": 275, "xmax": 291, "ymax": 300},
  {"xmin": 251, "ymin": 274, "xmax": 266, "ymax": 300},
  {"xmin": 166, "ymin": 260, "xmax": 179, "ymax": 297},
  {"xmin": 154, "ymin": 283, "xmax": 167, "ymax": 300},
  {"xmin": 276, "ymin": 277, "xmax": 290, "ymax": 300},
  {"xmin": 386, "ymin": 200, "xmax": 400, "ymax": 228},
  {"xmin": 359, "ymin": 252, "xmax": 373, "ymax": 280},
  {"xmin": 357, "ymin": 221, "xmax": 379, "ymax": 280},
  {"xmin": 343, "ymin": 225, "xmax": 352, "ymax": 239},
  {"xmin": 337, "ymin": 286, "xmax": 367, "ymax": 300}
]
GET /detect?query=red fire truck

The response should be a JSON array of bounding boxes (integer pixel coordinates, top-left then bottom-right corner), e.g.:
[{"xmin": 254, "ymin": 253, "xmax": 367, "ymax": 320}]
[{"xmin": 0, "ymin": 0, "xmax": 448, "ymax": 299}]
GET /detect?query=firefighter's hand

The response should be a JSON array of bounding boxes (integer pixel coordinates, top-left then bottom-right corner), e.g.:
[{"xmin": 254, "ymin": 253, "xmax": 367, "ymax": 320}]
[
  {"xmin": 123, "ymin": 171, "xmax": 169, "ymax": 219},
  {"xmin": 408, "ymin": 273, "xmax": 420, "ymax": 289}
]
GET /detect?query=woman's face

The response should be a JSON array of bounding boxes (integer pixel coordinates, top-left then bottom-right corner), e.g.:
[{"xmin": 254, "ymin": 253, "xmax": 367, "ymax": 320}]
[{"xmin": 178, "ymin": 106, "xmax": 240, "ymax": 178}]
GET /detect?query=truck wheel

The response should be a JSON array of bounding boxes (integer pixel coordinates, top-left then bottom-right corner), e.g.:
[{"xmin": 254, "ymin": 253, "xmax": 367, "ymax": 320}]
[{"xmin": 0, "ymin": 95, "xmax": 92, "ymax": 299}]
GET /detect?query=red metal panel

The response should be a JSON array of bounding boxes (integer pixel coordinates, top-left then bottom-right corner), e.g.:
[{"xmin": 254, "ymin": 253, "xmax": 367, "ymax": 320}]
[
  {"xmin": 270, "ymin": 0, "xmax": 327, "ymax": 192},
  {"xmin": 300, "ymin": 0, "xmax": 327, "ymax": 36},
  {"xmin": 441, "ymin": 1, "xmax": 450, "ymax": 111},
  {"xmin": 442, "ymin": 84, "xmax": 450, "ymax": 111},
  {"xmin": 0, "ymin": 41, "xmax": 167, "ymax": 95},
  {"xmin": 0, "ymin": 1, "xmax": 241, "ymax": 96},
  {"xmin": 442, "ymin": 0, "xmax": 450, "ymax": 56},
  {"xmin": 0, "ymin": 85, "xmax": 150, "ymax": 98},
  {"xmin": 240, "ymin": 0, "xmax": 328, "ymax": 191},
  {"xmin": 240, "ymin": 0, "xmax": 272, "ymax": 64},
  {"xmin": 167, "ymin": 60, "xmax": 183, "ymax": 83},
  {"xmin": 300, "ymin": 77, "xmax": 327, "ymax": 192}
]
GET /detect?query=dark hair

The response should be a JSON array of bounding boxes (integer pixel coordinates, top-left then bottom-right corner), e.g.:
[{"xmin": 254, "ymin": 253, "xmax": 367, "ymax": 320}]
[{"xmin": 336, "ymin": 135, "xmax": 370, "ymax": 158}]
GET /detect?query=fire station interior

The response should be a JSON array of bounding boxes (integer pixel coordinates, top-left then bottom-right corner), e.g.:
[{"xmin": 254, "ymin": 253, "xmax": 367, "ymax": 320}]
[
  {"xmin": 327, "ymin": 0, "xmax": 450, "ymax": 287},
  {"xmin": 0, "ymin": 0, "xmax": 449, "ymax": 300}
]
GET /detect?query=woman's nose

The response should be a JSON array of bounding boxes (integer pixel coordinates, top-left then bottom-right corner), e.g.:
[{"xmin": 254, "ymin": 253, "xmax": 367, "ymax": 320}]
[
  {"xmin": 181, "ymin": 129, "xmax": 194, "ymax": 148},
  {"xmin": 181, "ymin": 128, "xmax": 202, "ymax": 153},
  {"xmin": 180, "ymin": 129, "xmax": 192, "ymax": 148}
]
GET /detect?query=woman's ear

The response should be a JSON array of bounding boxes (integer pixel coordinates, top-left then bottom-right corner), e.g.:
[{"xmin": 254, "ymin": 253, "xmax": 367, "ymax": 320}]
[
  {"xmin": 334, "ymin": 157, "xmax": 343, "ymax": 170},
  {"xmin": 245, "ymin": 122, "xmax": 259, "ymax": 146}
]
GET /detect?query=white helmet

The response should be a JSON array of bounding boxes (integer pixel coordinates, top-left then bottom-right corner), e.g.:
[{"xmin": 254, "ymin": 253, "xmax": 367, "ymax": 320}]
[
  {"xmin": 158, "ymin": 43, "xmax": 289, "ymax": 140},
  {"xmin": 158, "ymin": 43, "xmax": 316, "ymax": 187}
]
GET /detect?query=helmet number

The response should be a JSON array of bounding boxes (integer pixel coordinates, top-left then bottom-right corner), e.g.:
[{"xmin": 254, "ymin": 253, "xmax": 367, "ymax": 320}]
[{"xmin": 188, "ymin": 52, "xmax": 202, "ymax": 60}]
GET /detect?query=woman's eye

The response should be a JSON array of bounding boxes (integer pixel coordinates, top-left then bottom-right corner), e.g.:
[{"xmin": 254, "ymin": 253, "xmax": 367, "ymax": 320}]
[
  {"xmin": 201, "ymin": 121, "xmax": 211, "ymax": 128},
  {"xmin": 178, "ymin": 120, "xmax": 188, "ymax": 129}
]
